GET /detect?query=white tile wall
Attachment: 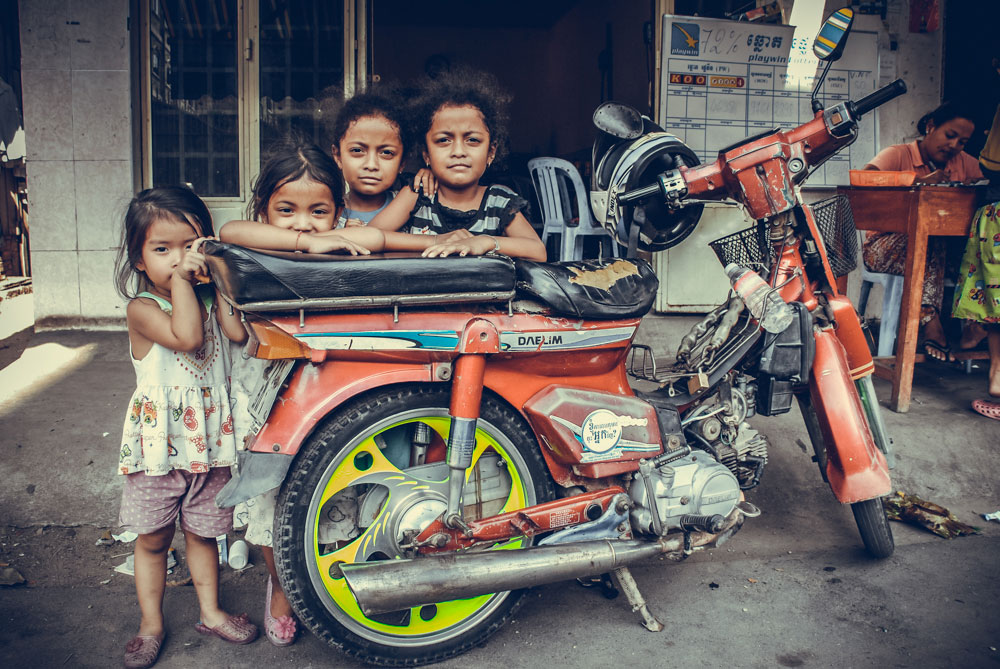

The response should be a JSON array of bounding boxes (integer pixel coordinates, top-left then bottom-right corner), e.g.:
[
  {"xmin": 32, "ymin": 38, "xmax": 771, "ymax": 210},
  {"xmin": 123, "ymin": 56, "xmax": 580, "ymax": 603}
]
[
  {"xmin": 20, "ymin": 0, "xmax": 132, "ymax": 324},
  {"xmin": 72, "ymin": 70, "xmax": 131, "ymax": 161},
  {"xmin": 30, "ymin": 250, "xmax": 81, "ymax": 317},
  {"xmin": 68, "ymin": 0, "xmax": 129, "ymax": 71},
  {"xmin": 20, "ymin": 69, "xmax": 74, "ymax": 161},
  {"xmin": 25, "ymin": 160, "xmax": 77, "ymax": 251},
  {"xmin": 17, "ymin": 0, "xmax": 71, "ymax": 70},
  {"xmin": 78, "ymin": 249, "xmax": 126, "ymax": 318},
  {"xmin": 76, "ymin": 160, "xmax": 132, "ymax": 251}
]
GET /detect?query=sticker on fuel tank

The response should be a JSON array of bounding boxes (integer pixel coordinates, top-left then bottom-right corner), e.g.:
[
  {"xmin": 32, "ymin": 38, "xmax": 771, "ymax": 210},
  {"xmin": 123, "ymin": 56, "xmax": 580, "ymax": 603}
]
[
  {"xmin": 581, "ymin": 409, "xmax": 624, "ymax": 453},
  {"xmin": 551, "ymin": 410, "xmax": 658, "ymax": 463}
]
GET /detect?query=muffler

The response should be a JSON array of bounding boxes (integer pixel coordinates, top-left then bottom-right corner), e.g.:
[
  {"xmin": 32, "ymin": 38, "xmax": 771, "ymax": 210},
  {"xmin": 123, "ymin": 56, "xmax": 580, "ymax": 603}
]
[{"xmin": 341, "ymin": 507, "xmax": 745, "ymax": 616}]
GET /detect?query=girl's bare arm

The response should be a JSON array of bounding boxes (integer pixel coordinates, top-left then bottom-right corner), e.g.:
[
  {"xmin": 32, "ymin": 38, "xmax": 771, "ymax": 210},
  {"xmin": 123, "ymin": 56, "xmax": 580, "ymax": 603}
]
[
  {"xmin": 127, "ymin": 254, "xmax": 207, "ymax": 357},
  {"xmin": 369, "ymin": 188, "xmax": 419, "ymax": 231},
  {"xmin": 219, "ymin": 220, "xmax": 380, "ymax": 254},
  {"xmin": 214, "ymin": 292, "xmax": 248, "ymax": 343},
  {"xmin": 421, "ymin": 213, "xmax": 547, "ymax": 261}
]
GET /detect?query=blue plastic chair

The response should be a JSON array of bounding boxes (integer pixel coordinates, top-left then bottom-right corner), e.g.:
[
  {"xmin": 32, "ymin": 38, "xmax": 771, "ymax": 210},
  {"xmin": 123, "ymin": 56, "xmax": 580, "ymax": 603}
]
[
  {"xmin": 857, "ymin": 260, "xmax": 904, "ymax": 358},
  {"xmin": 528, "ymin": 157, "xmax": 618, "ymax": 261}
]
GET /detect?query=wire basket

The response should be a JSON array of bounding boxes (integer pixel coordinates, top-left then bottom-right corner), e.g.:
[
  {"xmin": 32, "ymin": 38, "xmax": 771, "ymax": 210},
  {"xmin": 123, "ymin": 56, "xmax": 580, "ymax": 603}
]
[
  {"xmin": 810, "ymin": 194, "xmax": 858, "ymax": 277},
  {"xmin": 708, "ymin": 221, "xmax": 772, "ymax": 272}
]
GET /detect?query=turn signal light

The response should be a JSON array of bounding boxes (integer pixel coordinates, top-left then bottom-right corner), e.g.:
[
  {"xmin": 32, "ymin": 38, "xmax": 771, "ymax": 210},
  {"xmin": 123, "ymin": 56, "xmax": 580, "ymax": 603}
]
[{"xmin": 245, "ymin": 317, "xmax": 310, "ymax": 359}]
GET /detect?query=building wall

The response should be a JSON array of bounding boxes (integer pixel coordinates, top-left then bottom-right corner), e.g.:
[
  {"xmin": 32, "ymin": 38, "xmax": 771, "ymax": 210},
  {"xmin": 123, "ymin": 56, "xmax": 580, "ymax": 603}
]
[{"xmin": 19, "ymin": 0, "xmax": 132, "ymax": 328}]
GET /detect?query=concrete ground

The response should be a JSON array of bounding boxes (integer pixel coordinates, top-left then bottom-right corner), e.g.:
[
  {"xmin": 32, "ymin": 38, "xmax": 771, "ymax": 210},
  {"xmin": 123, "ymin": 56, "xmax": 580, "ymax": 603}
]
[{"xmin": 0, "ymin": 314, "xmax": 998, "ymax": 668}]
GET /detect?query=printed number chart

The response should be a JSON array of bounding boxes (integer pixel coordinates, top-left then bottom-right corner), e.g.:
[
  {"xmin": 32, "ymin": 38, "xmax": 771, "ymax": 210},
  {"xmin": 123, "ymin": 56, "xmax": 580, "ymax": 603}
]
[{"xmin": 658, "ymin": 16, "xmax": 878, "ymax": 187}]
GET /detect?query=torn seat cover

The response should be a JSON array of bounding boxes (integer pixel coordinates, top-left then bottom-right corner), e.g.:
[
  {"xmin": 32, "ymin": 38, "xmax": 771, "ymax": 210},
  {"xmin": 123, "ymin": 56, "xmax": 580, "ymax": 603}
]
[{"xmin": 514, "ymin": 258, "xmax": 658, "ymax": 319}]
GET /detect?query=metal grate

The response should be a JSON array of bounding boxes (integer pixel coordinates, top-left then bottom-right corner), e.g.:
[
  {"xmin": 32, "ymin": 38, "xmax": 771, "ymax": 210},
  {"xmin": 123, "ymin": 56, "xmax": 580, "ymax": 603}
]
[
  {"xmin": 810, "ymin": 195, "xmax": 858, "ymax": 277},
  {"xmin": 708, "ymin": 221, "xmax": 772, "ymax": 272}
]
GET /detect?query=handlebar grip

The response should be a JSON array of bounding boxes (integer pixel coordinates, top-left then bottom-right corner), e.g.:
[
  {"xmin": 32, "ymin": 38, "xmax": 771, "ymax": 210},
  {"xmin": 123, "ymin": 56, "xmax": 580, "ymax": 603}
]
[
  {"xmin": 853, "ymin": 79, "xmax": 907, "ymax": 118},
  {"xmin": 618, "ymin": 182, "xmax": 661, "ymax": 205}
]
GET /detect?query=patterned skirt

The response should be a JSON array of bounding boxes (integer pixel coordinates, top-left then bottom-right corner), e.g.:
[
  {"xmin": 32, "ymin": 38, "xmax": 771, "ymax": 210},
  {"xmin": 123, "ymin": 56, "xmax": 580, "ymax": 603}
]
[
  {"xmin": 862, "ymin": 231, "xmax": 946, "ymax": 325},
  {"xmin": 952, "ymin": 203, "xmax": 1000, "ymax": 324}
]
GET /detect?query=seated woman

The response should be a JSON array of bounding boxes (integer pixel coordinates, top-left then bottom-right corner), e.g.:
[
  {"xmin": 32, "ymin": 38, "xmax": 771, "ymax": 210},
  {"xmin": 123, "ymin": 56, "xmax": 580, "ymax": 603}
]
[{"xmin": 862, "ymin": 102, "xmax": 982, "ymax": 361}]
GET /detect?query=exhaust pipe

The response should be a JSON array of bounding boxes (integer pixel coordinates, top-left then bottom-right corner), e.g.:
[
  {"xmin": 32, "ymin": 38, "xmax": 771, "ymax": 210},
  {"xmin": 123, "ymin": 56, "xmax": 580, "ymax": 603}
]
[{"xmin": 341, "ymin": 507, "xmax": 745, "ymax": 616}]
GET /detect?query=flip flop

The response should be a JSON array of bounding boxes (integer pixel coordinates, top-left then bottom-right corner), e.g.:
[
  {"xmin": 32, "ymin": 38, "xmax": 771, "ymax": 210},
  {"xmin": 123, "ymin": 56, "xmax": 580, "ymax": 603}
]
[
  {"xmin": 922, "ymin": 339, "xmax": 953, "ymax": 363},
  {"xmin": 971, "ymin": 398, "xmax": 1000, "ymax": 421},
  {"xmin": 123, "ymin": 632, "xmax": 164, "ymax": 669},
  {"xmin": 194, "ymin": 613, "xmax": 258, "ymax": 645}
]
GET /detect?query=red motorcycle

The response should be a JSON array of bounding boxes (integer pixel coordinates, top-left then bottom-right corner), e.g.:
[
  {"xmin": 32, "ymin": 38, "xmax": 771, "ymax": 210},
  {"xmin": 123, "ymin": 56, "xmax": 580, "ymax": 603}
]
[{"xmin": 206, "ymin": 8, "xmax": 903, "ymax": 666}]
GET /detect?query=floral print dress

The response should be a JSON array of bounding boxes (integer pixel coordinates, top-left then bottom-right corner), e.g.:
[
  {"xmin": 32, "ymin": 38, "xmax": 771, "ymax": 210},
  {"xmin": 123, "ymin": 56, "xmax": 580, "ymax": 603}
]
[
  {"xmin": 119, "ymin": 291, "xmax": 237, "ymax": 476},
  {"xmin": 952, "ymin": 202, "xmax": 1000, "ymax": 324}
]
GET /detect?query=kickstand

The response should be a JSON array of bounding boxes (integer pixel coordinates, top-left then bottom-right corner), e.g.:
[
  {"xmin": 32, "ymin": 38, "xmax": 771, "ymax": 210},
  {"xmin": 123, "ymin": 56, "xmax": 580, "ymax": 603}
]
[
  {"xmin": 611, "ymin": 567, "xmax": 664, "ymax": 632},
  {"xmin": 576, "ymin": 573, "xmax": 619, "ymax": 599}
]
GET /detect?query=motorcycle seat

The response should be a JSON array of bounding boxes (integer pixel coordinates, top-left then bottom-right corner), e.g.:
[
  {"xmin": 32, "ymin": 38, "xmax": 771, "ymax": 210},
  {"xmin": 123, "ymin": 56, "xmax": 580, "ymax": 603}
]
[
  {"xmin": 514, "ymin": 258, "xmax": 658, "ymax": 319},
  {"xmin": 202, "ymin": 241, "xmax": 517, "ymax": 311}
]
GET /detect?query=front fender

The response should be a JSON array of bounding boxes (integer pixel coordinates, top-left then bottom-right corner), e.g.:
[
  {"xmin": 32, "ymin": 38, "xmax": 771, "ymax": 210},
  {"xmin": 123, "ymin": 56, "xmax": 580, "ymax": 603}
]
[
  {"xmin": 248, "ymin": 360, "xmax": 438, "ymax": 456},
  {"xmin": 808, "ymin": 330, "xmax": 891, "ymax": 503}
]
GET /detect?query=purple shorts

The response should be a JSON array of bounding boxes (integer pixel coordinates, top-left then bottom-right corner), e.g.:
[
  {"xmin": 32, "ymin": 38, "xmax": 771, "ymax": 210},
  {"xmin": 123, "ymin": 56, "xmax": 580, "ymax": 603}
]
[{"xmin": 119, "ymin": 468, "xmax": 233, "ymax": 538}]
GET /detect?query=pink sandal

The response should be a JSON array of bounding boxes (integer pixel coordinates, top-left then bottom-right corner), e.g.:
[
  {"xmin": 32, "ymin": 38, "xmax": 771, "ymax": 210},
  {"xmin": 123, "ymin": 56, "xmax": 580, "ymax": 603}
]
[
  {"xmin": 971, "ymin": 398, "xmax": 1000, "ymax": 421},
  {"xmin": 123, "ymin": 632, "xmax": 164, "ymax": 668},
  {"xmin": 194, "ymin": 613, "xmax": 258, "ymax": 644},
  {"xmin": 265, "ymin": 577, "xmax": 297, "ymax": 647}
]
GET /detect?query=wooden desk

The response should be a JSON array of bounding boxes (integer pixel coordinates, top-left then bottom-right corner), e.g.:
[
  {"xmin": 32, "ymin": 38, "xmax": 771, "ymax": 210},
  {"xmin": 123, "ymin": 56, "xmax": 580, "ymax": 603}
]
[{"xmin": 837, "ymin": 186, "xmax": 982, "ymax": 412}]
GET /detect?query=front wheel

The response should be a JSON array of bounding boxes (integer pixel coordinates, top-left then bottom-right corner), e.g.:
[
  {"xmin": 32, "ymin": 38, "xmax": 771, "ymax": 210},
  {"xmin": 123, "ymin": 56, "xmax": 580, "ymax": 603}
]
[
  {"xmin": 851, "ymin": 497, "xmax": 895, "ymax": 559},
  {"xmin": 274, "ymin": 384, "xmax": 555, "ymax": 666}
]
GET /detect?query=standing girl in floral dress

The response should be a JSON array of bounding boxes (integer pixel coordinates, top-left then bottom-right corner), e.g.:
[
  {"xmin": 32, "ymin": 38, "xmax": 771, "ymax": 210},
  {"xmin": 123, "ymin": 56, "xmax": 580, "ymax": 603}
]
[{"xmin": 114, "ymin": 186, "xmax": 257, "ymax": 668}]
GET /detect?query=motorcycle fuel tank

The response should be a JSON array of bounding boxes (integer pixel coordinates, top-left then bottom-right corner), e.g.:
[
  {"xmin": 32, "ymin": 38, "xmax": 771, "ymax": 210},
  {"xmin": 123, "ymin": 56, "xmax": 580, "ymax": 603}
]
[{"xmin": 523, "ymin": 386, "xmax": 663, "ymax": 478}]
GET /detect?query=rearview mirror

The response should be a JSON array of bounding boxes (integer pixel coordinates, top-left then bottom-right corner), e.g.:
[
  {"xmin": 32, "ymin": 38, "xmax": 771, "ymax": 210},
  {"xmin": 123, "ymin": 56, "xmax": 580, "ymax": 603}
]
[
  {"xmin": 593, "ymin": 102, "xmax": 643, "ymax": 140},
  {"xmin": 812, "ymin": 7, "xmax": 854, "ymax": 62}
]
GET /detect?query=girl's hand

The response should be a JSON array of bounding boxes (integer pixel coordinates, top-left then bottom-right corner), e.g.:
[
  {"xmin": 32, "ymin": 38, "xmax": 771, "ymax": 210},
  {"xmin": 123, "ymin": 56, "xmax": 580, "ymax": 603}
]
[
  {"xmin": 189, "ymin": 237, "xmax": 215, "ymax": 283},
  {"xmin": 412, "ymin": 168, "xmax": 438, "ymax": 200},
  {"xmin": 343, "ymin": 218, "xmax": 365, "ymax": 227},
  {"xmin": 175, "ymin": 244, "xmax": 210, "ymax": 284},
  {"xmin": 436, "ymin": 228, "xmax": 474, "ymax": 243},
  {"xmin": 421, "ymin": 234, "xmax": 496, "ymax": 258},
  {"xmin": 302, "ymin": 233, "xmax": 372, "ymax": 255}
]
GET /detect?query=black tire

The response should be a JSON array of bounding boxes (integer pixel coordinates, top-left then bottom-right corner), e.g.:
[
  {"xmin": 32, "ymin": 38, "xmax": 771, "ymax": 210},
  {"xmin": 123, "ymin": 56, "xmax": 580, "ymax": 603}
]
[
  {"xmin": 851, "ymin": 497, "xmax": 895, "ymax": 559},
  {"xmin": 274, "ymin": 384, "xmax": 555, "ymax": 666}
]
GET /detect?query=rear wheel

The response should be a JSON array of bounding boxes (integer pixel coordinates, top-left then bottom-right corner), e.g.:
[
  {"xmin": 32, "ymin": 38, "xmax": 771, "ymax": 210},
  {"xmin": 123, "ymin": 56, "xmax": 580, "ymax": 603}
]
[
  {"xmin": 274, "ymin": 384, "xmax": 555, "ymax": 666},
  {"xmin": 851, "ymin": 497, "xmax": 895, "ymax": 559}
]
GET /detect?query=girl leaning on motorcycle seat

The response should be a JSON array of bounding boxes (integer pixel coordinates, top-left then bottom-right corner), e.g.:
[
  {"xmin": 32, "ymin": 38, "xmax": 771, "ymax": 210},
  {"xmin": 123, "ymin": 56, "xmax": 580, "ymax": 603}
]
[{"xmin": 369, "ymin": 67, "xmax": 548, "ymax": 261}]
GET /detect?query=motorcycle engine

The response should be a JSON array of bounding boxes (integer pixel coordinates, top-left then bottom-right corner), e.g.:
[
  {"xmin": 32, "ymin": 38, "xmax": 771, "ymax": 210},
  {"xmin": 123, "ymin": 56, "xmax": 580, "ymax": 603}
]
[{"xmin": 628, "ymin": 451, "xmax": 740, "ymax": 535}]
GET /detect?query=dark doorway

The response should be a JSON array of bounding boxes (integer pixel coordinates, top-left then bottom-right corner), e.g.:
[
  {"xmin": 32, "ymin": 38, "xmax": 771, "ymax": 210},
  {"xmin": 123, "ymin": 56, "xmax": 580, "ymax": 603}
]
[{"xmin": 370, "ymin": 0, "xmax": 655, "ymax": 162}]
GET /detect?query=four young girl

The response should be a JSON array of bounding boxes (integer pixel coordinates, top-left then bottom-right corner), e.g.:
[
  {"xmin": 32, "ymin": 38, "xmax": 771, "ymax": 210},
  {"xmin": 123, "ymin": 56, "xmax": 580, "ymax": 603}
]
[{"xmin": 114, "ymin": 71, "xmax": 544, "ymax": 666}]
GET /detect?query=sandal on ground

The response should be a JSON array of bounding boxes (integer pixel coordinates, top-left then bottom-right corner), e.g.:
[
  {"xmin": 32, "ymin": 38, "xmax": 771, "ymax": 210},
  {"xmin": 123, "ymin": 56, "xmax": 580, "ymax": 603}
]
[
  {"xmin": 123, "ymin": 632, "xmax": 165, "ymax": 669},
  {"xmin": 971, "ymin": 398, "xmax": 1000, "ymax": 421},
  {"xmin": 922, "ymin": 339, "xmax": 953, "ymax": 363},
  {"xmin": 265, "ymin": 577, "xmax": 298, "ymax": 647},
  {"xmin": 194, "ymin": 613, "xmax": 258, "ymax": 645}
]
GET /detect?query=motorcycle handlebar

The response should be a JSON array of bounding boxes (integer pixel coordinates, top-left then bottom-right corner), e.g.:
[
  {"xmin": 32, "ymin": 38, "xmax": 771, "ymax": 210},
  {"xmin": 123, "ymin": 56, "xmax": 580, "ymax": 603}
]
[
  {"xmin": 852, "ymin": 79, "xmax": 907, "ymax": 118},
  {"xmin": 617, "ymin": 182, "xmax": 661, "ymax": 205}
]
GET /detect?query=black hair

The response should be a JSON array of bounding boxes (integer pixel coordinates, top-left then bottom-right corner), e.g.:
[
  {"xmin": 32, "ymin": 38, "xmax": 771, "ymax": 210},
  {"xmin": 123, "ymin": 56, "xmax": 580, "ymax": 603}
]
[
  {"xmin": 330, "ymin": 90, "xmax": 409, "ymax": 157},
  {"xmin": 248, "ymin": 138, "xmax": 344, "ymax": 221},
  {"xmin": 411, "ymin": 67, "xmax": 512, "ymax": 168},
  {"xmin": 113, "ymin": 186, "xmax": 214, "ymax": 300},
  {"xmin": 917, "ymin": 101, "xmax": 977, "ymax": 136}
]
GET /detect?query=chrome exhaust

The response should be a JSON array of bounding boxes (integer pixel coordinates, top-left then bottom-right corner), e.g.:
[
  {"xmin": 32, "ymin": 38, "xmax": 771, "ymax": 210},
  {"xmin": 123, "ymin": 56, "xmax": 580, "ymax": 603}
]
[{"xmin": 341, "ymin": 507, "xmax": 744, "ymax": 616}]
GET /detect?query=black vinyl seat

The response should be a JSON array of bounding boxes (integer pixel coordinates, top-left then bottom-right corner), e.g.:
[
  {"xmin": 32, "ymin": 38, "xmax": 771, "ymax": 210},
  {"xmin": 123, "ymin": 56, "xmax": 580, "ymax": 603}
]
[{"xmin": 202, "ymin": 241, "xmax": 657, "ymax": 319}]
